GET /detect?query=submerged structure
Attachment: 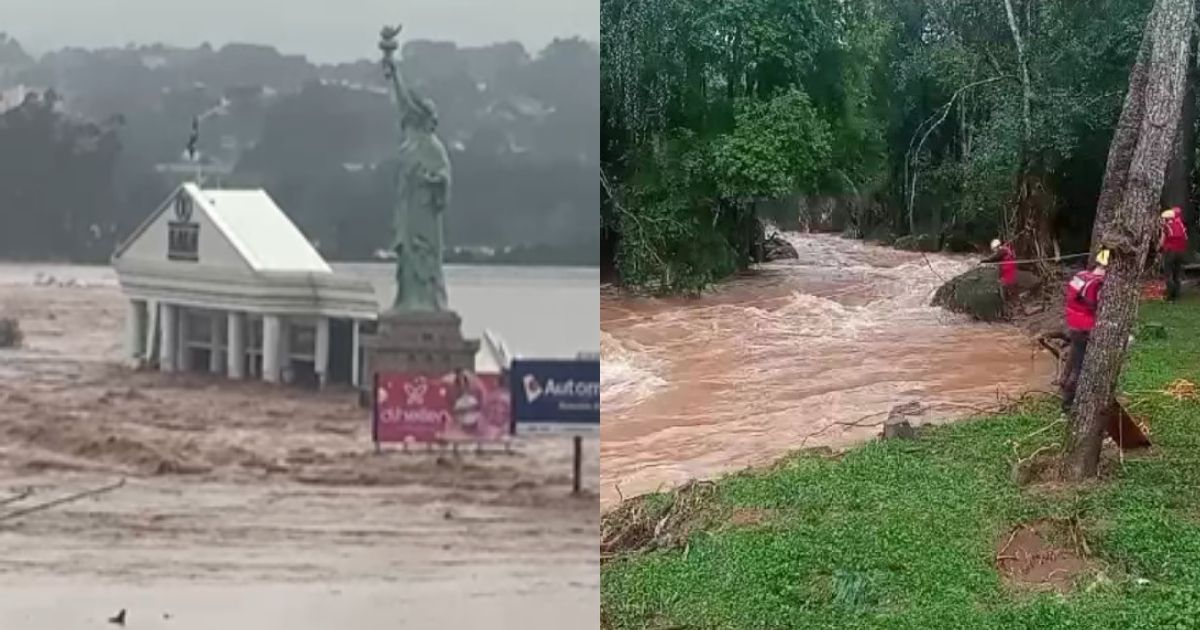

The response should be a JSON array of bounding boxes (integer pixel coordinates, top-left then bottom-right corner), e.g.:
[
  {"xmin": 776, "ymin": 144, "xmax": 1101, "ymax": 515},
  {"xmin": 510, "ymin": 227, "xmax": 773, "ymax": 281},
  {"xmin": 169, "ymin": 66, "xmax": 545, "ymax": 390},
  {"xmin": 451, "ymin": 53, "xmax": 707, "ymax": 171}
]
[{"xmin": 112, "ymin": 183, "xmax": 379, "ymax": 387}]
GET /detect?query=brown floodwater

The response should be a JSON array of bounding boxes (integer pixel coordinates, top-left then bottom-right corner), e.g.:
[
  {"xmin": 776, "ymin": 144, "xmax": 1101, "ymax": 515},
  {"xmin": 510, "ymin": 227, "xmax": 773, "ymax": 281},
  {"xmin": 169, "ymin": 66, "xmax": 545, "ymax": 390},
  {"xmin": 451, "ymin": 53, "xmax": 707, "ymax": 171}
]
[
  {"xmin": 601, "ymin": 233, "xmax": 1054, "ymax": 507},
  {"xmin": 0, "ymin": 264, "xmax": 598, "ymax": 628}
]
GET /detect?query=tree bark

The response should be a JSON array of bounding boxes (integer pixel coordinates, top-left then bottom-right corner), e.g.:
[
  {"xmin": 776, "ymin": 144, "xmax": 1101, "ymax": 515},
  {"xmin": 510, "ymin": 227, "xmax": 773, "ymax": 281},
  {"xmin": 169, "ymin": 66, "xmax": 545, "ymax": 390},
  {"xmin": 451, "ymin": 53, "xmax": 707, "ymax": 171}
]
[
  {"xmin": 1063, "ymin": 0, "xmax": 1194, "ymax": 480},
  {"xmin": 1162, "ymin": 43, "xmax": 1196, "ymax": 218},
  {"xmin": 1091, "ymin": 6, "xmax": 1156, "ymax": 256}
]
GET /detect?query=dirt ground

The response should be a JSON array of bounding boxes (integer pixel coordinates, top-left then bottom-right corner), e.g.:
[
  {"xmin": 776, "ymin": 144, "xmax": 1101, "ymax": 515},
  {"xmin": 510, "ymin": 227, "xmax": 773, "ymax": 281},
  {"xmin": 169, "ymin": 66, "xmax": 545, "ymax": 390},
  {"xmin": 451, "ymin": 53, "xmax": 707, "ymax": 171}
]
[
  {"xmin": 995, "ymin": 519, "xmax": 1093, "ymax": 594},
  {"xmin": 0, "ymin": 267, "xmax": 598, "ymax": 628}
]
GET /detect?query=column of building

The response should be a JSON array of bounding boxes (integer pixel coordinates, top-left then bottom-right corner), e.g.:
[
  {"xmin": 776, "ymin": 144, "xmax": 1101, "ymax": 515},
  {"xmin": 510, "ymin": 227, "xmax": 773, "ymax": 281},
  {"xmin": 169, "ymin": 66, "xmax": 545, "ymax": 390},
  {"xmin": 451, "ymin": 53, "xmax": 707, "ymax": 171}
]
[
  {"xmin": 262, "ymin": 314, "xmax": 282, "ymax": 383},
  {"xmin": 148, "ymin": 306, "xmax": 341, "ymax": 387},
  {"xmin": 159, "ymin": 303, "xmax": 177, "ymax": 372},
  {"xmin": 315, "ymin": 317, "xmax": 330, "ymax": 388},
  {"xmin": 124, "ymin": 300, "xmax": 147, "ymax": 362},
  {"xmin": 227, "ymin": 312, "xmax": 245, "ymax": 379},
  {"xmin": 208, "ymin": 314, "xmax": 223, "ymax": 374}
]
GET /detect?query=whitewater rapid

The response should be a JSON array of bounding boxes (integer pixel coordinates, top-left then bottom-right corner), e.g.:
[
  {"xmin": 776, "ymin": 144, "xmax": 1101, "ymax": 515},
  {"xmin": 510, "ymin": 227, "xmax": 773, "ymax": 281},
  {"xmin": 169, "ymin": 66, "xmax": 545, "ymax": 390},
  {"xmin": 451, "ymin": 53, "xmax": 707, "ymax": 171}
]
[{"xmin": 600, "ymin": 233, "xmax": 1053, "ymax": 507}]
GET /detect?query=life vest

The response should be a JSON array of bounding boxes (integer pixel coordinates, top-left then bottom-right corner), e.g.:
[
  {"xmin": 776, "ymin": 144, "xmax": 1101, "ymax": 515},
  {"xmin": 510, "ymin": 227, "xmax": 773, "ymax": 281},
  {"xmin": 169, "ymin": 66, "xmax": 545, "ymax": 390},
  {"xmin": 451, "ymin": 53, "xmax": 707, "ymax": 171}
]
[
  {"xmin": 1064, "ymin": 270, "xmax": 1104, "ymax": 331},
  {"xmin": 997, "ymin": 245, "xmax": 1017, "ymax": 286},
  {"xmin": 1163, "ymin": 213, "xmax": 1188, "ymax": 253}
]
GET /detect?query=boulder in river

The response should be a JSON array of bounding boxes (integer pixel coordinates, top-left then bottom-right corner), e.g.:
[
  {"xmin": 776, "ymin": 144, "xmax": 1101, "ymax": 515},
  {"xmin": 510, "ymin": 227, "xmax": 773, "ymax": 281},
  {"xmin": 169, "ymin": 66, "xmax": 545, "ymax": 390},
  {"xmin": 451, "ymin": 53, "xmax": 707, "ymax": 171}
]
[
  {"xmin": 881, "ymin": 402, "xmax": 923, "ymax": 440},
  {"xmin": 763, "ymin": 233, "xmax": 799, "ymax": 261},
  {"xmin": 865, "ymin": 224, "xmax": 896, "ymax": 245},
  {"xmin": 941, "ymin": 232, "xmax": 976, "ymax": 253},
  {"xmin": 931, "ymin": 267, "xmax": 1005, "ymax": 321},
  {"xmin": 893, "ymin": 233, "xmax": 940, "ymax": 252}
]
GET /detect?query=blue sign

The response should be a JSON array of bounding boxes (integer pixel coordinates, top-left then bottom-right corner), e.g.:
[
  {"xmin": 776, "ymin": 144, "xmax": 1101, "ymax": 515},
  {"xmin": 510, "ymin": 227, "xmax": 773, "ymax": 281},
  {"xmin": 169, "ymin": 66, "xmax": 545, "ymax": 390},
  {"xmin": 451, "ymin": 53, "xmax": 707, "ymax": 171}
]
[{"xmin": 510, "ymin": 359, "xmax": 600, "ymax": 430}]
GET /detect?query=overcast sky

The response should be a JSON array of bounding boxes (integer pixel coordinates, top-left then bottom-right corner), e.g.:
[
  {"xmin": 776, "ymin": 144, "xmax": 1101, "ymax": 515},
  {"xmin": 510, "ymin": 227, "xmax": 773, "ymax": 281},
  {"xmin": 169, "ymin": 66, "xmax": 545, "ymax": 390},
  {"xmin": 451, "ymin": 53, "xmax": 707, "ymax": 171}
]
[{"xmin": 2, "ymin": 0, "xmax": 598, "ymax": 63}]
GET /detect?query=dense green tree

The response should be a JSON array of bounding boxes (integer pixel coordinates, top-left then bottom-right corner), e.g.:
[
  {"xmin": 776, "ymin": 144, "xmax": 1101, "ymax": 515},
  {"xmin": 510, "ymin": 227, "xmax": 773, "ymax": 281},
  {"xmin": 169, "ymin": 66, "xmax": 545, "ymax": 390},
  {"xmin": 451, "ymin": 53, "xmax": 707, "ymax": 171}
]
[
  {"xmin": 0, "ymin": 92, "xmax": 124, "ymax": 262},
  {"xmin": 603, "ymin": 0, "xmax": 1167, "ymax": 291}
]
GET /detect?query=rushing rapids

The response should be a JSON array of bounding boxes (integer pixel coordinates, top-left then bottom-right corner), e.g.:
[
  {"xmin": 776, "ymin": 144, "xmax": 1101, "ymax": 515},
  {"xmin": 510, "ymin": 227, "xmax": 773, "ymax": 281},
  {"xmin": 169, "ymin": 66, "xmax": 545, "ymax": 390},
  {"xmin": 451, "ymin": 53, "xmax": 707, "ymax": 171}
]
[{"xmin": 600, "ymin": 233, "xmax": 1054, "ymax": 507}]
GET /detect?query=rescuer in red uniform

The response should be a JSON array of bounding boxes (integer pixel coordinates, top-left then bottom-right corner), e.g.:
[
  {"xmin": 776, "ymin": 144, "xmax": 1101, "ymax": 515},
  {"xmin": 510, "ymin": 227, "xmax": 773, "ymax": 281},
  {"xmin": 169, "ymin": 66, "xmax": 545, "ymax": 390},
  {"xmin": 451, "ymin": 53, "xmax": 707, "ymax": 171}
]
[
  {"xmin": 1159, "ymin": 206, "xmax": 1188, "ymax": 302},
  {"xmin": 1061, "ymin": 249, "xmax": 1109, "ymax": 412},
  {"xmin": 982, "ymin": 238, "xmax": 1019, "ymax": 315}
]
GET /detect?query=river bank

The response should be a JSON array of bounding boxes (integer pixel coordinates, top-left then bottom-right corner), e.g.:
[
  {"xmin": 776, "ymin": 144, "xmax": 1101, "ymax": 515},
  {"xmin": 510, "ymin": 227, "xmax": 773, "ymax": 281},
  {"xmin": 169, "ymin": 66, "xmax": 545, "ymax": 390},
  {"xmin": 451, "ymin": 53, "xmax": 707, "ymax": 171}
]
[
  {"xmin": 601, "ymin": 233, "xmax": 1055, "ymax": 508},
  {"xmin": 602, "ymin": 294, "xmax": 1200, "ymax": 629}
]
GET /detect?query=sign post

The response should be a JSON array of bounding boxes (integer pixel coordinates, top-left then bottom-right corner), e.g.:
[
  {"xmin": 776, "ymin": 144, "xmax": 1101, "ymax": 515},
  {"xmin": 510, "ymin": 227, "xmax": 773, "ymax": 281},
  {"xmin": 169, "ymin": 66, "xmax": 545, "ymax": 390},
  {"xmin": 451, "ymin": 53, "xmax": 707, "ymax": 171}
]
[
  {"xmin": 573, "ymin": 436, "xmax": 583, "ymax": 494},
  {"xmin": 509, "ymin": 358, "xmax": 600, "ymax": 495}
]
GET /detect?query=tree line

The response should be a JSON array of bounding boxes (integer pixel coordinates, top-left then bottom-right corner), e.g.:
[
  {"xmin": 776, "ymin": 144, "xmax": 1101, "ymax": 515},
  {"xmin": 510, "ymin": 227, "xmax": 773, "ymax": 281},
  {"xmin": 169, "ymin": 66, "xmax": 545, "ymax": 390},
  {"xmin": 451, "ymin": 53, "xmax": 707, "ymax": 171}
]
[
  {"xmin": 0, "ymin": 35, "xmax": 599, "ymax": 265},
  {"xmin": 601, "ymin": 0, "xmax": 1196, "ymax": 292}
]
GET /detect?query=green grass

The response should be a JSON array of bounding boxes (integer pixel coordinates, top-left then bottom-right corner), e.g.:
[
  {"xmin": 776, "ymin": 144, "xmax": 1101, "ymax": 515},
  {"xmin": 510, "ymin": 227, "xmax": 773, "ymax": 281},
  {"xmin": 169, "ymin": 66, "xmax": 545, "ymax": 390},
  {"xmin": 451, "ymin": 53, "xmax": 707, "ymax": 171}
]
[{"xmin": 602, "ymin": 297, "xmax": 1200, "ymax": 630}]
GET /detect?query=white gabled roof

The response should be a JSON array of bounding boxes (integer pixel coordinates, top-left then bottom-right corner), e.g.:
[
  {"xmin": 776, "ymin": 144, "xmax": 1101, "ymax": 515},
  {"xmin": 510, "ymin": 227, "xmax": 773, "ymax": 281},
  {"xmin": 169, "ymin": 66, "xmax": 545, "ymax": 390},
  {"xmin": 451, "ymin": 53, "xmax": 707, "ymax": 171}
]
[{"xmin": 187, "ymin": 184, "xmax": 331, "ymax": 273}]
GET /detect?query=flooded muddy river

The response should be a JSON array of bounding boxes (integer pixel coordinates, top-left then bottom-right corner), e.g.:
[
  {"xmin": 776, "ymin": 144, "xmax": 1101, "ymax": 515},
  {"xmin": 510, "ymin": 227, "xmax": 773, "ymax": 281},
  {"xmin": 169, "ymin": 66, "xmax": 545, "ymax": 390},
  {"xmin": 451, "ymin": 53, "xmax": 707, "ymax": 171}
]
[
  {"xmin": 0, "ymin": 264, "xmax": 597, "ymax": 628},
  {"xmin": 601, "ymin": 233, "xmax": 1054, "ymax": 507}
]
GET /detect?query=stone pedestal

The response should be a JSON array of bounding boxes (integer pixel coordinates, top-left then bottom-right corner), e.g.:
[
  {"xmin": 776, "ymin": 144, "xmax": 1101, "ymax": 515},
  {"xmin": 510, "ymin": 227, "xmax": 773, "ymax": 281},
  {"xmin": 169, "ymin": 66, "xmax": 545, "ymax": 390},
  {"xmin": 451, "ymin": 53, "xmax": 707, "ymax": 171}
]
[{"xmin": 362, "ymin": 310, "xmax": 480, "ymax": 386}]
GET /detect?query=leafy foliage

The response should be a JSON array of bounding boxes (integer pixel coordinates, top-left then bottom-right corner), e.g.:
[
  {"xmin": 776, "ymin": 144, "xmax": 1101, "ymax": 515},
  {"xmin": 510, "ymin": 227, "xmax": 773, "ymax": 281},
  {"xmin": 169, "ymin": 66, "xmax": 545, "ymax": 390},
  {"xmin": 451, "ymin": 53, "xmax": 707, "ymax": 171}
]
[
  {"xmin": 0, "ymin": 93, "xmax": 123, "ymax": 262},
  {"xmin": 714, "ymin": 90, "xmax": 832, "ymax": 200},
  {"xmin": 604, "ymin": 0, "xmax": 1163, "ymax": 290},
  {"xmin": 602, "ymin": 0, "xmax": 888, "ymax": 291}
]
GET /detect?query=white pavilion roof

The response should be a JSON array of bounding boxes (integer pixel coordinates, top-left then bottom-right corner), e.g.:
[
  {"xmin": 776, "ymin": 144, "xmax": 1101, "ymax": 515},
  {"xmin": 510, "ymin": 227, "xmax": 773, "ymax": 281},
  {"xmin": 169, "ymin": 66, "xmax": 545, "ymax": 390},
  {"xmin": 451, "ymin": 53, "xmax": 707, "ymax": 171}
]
[
  {"xmin": 189, "ymin": 185, "xmax": 332, "ymax": 273},
  {"xmin": 112, "ymin": 182, "xmax": 377, "ymax": 321}
]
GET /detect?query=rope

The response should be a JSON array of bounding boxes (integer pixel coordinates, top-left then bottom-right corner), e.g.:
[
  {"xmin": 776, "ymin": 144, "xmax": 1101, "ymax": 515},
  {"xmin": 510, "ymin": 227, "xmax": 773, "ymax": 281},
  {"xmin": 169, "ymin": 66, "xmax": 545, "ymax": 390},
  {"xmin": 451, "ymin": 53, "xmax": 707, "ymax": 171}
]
[
  {"xmin": 917, "ymin": 251, "xmax": 1090, "ymax": 282},
  {"xmin": 976, "ymin": 251, "xmax": 1091, "ymax": 266},
  {"xmin": 920, "ymin": 252, "xmax": 946, "ymax": 281}
]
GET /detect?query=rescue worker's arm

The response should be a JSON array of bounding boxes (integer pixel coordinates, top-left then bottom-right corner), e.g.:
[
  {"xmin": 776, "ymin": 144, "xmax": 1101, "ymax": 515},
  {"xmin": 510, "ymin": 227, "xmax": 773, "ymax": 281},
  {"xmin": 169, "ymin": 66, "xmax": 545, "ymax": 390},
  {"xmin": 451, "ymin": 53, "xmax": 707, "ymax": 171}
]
[
  {"xmin": 1082, "ymin": 280, "xmax": 1103, "ymax": 308},
  {"xmin": 1069, "ymin": 275, "xmax": 1097, "ymax": 307},
  {"xmin": 980, "ymin": 250, "xmax": 1003, "ymax": 264}
]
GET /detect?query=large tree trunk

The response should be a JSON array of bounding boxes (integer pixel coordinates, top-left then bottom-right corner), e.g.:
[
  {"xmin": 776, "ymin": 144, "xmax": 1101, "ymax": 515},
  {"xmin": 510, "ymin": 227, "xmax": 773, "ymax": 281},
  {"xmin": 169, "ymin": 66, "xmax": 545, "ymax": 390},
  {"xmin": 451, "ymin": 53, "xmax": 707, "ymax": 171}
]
[
  {"xmin": 1162, "ymin": 47, "xmax": 1196, "ymax": 219},
  {"xmin": 1091, "ymin": 13, "xmax": 1156, "ymax": 254},
  {"xmin": 1063, "ymin": 0, "xmax": 1194, "ymax": 480},
  {"xmin": 1011, "ymin": 170, "xmax": 1057, "ymax": 274}
]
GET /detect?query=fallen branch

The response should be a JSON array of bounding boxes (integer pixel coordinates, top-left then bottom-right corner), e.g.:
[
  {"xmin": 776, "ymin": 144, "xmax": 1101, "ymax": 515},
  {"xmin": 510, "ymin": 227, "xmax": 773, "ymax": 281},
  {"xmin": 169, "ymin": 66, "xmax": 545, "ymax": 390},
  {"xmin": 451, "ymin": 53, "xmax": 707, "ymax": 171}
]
[
  {"xmin": 799, "ymin": 409, "xmax": 893, "ymax": 448},
  {"xmin": 1070, "ymin": 516, "xmax": 1092, "ymax": 556},
  {"xmin": 996, "ymin": 524, "xmax": 1025, "ymax": 560},
  {"xmin": 928, "ymin": 401, "xmax": 1003, "ymax": 414},
  {"xmin": 799, "ymin": 396, "xmax": 1046, "ymax": 450},
  {"xmin": 1015, "ymin": 417, "xmax": 1066, "ymax": 446},
  {"xmin": 0, "ymin": 478, "xmax": 126, "ymax": 523}
]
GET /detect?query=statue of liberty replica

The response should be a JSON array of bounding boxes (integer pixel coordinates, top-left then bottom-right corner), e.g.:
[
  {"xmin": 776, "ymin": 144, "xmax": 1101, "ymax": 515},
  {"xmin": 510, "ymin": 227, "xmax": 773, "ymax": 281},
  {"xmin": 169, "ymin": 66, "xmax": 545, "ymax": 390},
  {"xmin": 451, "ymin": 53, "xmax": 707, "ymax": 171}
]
[
  {"xmin": 363, "ymin": 25, "xmax": 478, "ymax": 396},
  {"xmin": 380, "ymin": 24, "xmax": 450, "ymax": 312}
]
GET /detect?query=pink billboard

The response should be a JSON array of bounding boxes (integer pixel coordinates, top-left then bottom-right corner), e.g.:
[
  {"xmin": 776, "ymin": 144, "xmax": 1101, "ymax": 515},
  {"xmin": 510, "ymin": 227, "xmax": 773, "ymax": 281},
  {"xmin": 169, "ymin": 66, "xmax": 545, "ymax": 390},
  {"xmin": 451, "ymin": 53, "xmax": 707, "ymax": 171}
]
[{"xmin": 373, "ymin": 371, "xmax": 512, "ymax": 444}]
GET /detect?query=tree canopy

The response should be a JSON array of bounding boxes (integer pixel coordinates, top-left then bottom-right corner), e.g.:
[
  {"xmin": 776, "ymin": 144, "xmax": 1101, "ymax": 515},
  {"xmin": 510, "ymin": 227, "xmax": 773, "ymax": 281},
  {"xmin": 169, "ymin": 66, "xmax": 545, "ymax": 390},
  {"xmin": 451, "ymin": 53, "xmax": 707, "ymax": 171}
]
[
  {"xmin": 602, "ymin": 0, "xmax": 1165, "ymax": 292},
  {"xmin": 0, "ymin": 36, "xmax": 599, "ymax": 265}
]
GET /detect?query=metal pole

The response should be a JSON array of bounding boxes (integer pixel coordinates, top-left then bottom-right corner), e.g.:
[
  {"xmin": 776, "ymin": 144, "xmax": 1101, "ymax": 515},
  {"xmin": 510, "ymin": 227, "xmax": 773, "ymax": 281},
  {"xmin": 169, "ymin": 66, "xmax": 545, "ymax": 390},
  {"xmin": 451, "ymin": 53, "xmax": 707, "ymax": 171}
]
[
  {"xmin": 372, "ymin": 372, "xmax": 381, "ymax": 454},
  {"xmin": 572, "ymin": 435, "xmax": 582, "ymax": 495}
]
